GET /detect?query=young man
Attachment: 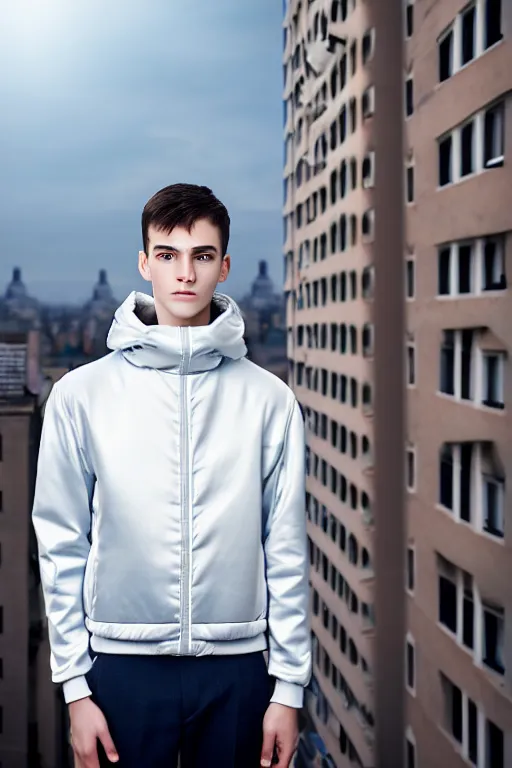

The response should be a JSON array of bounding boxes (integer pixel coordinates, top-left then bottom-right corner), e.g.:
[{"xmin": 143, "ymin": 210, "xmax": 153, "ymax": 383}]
[{"xmin": 32, "ymin": 184, "xmax": 311, "ymax": 768}]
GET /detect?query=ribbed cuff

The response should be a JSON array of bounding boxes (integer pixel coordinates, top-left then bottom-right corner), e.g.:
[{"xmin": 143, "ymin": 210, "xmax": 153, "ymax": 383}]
[
  {"xmin": 270, "ymin": 679, "xmax": 304, "ymax": 709},
  {"xmin": 62, "ymin": 675, "xmax": 92, "ymax": 704}
]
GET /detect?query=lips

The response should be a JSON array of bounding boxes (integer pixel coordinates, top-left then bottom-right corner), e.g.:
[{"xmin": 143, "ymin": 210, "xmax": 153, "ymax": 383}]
[{"xmin": 173, "ymin": 291, "xmax": 196, "ymax": 296}]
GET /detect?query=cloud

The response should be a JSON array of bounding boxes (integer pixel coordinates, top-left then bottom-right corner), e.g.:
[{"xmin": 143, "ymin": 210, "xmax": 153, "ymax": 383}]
[{"xmin": 0, "ymin": 0, "xmax": 284, "ymax": 302}]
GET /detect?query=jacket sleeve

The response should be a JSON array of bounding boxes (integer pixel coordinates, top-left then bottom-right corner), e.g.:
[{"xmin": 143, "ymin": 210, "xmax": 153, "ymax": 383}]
[
  {"xmin": 263, "ymin": 396, "xmax": 312, "ymax": 709},
  {"xmin": 32, "ymin": 381, "xmax": 94, "ymax": 704}
]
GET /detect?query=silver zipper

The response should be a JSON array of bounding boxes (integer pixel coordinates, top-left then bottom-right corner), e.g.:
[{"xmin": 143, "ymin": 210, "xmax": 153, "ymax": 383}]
[{"xmin": 178, "ymin": 327, "xmax": 192, "ymax": 654}]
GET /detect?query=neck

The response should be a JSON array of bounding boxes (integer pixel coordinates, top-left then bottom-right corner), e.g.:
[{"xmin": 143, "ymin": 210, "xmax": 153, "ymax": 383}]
[{"xmin": 153, "ymin": 299, "xmax": 212, "ymax": 328}]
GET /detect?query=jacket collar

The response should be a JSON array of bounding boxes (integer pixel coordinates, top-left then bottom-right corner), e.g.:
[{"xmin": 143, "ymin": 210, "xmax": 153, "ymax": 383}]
[{"xmin": 106, "ymin": 291, "xmax": 247, "ymax": 373}]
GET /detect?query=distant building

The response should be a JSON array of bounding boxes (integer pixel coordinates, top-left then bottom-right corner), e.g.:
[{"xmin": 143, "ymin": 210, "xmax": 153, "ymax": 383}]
[
  {"xmin": 0, "ymin": 269, "xmax": 41, "ymax": 332},
  {"xmin": 239, "ymin": 260, "xmax": 287, "ymax": 381},
  {"xmin": 0, "ymin": 268, "xmax": 119, "ymax": 369},
  {"xmin": 0, "ymin": 331, "xmax": 68, "ymax": 768}
]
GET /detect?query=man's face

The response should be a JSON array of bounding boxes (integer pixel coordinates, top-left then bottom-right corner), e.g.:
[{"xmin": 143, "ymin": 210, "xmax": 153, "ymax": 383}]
[{"xmin": 138, "ymin": 219, "xmax": 230, "ymax": 327}]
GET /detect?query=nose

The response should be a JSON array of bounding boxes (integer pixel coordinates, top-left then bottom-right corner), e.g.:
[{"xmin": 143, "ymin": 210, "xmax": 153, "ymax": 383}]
[{"xmin": 176, "ymin": 257, "xmax": 196, "ymax": 284}]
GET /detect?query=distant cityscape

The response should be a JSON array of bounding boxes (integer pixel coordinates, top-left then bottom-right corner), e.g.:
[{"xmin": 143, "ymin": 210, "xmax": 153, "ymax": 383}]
[{"xmin": 0, "ymin": 260, "xmax": 287, "ymax": 379}]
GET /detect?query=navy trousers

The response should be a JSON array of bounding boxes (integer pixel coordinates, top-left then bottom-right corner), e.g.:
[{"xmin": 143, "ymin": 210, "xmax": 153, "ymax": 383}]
[{"xmin": 85, "ymin": 651, "xmax": 273, "ymax": 768}]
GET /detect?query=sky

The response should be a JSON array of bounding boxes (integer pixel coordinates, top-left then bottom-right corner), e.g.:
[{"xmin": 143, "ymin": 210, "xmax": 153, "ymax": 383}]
[{"xmin": 0, "ymin": 0, "xmax": 284, "ymax": 304}]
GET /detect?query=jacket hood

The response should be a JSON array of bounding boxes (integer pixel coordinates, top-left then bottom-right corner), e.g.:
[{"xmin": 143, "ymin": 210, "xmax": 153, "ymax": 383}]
[{"xmin": 106, "ymin": 291, "xmax": 247, "ymax": 373}]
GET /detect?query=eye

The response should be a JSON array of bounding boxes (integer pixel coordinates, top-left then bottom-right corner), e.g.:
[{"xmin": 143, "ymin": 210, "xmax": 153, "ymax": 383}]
[
  {"xmin": 196, "ymin": 253, "xmax": 213, "ymax": 261},
  {"xmin": 158, "ymin": 253, "xmax": 174, "ymax": 260}
]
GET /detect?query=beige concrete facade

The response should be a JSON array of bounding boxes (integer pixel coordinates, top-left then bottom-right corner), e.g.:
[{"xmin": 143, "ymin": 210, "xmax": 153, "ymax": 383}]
[
  {"xmin": 405, "ymin": 1, "xmax": 512, "ymax": 767},
  {"xmin": 283, "ymin": 0, "xmax": 511, "ymax": 766}
]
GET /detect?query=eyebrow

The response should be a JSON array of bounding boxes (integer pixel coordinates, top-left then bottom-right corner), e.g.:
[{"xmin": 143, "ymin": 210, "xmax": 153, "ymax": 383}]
[{"xmin": 152, "ymin": 244, "xmax": 219, "ymax": 255}]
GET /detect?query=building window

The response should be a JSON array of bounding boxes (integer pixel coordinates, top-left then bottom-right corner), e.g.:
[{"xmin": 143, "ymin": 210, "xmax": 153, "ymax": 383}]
[
  {"xmin": 439, "ymin": 331, "xmax": 455, "ymax": 395},
  {"xmin": 461, "ymin": 3, "xmax": 477, "ymax": 66},
  {"xmin": 439, "ymin": 329, "xmax": 474, "ymax": 401},
  {"xmin": 438, "ymin": 558, "xmax": 458, "ymax": 634},
  {"xmin": 437, "ymin": 1, "xmax": 502, "ymax": 83},
  {"xmin": 438, "ymin": 556, "xmax": 506, "ymax": 676},
  {"xmin": 362, "ymin": 151, "xmax": 375, "ymax": 188},
  {"xmin": 483, "ymin": 236, "xmax": 506, "ymax": 290},
  {"xmin": 440, "ymin": 674, "xmax": 504, "ymax": 768},
  {"xmin": 438, "ymin": 555, "xmax": 475, "ymax": 650},
  {"xmin": 460, "ymin": 120, "xmax": 475, "ymax": 177},
  {"xmin": 483, "ymin": 475, "xmax": 504, "ymax": 538},
  {"xmin": 407, "ymin": 342, "xmax": 416, "ymax": 386},
  {"xmin": 487, "ymin": 719, "xmax": 505, "ymax": 768},
  {"xmin": 438, "ymin": 442, "xmax": 473, "ymax": 522},
  {"xmin": 439, "ymin": 442, "xmax": 505, "ymax": 538},
  {"xmin": 484, "ymin": 101, "xmax": 504, "ymax": 168},
  {"xmin": 406, "ymin": 446, "xmax": 416, "ymax": 491},
  {"xmin": 362, "ymin": 85, "xmax": 375, "ymax": 119},
  {"xmin": 349, "ymin": 98, "xmax": 357, "ymax": 133},
  {"xmin": 482, "ymin": 353, "xmax": 504, "ymax": 409},
  {"xmin": 405, "ymin": 258, "xmax": 415, "ymax": 299},
  {"xmin": 350, "ymin": 39, "xmax": 357, "ymax": 75},
  {"xmin": 406, "ymin": 729, "xmax": 416, "ymax": 768},
  {"xmin": 439, "ymin": 27, "xmax": 453, "ymax": 82},
  {"xmin": 362, "ymin": 28, "xmax": 375, "ymax": 64},
  {"xmin": 406, "ymin": 635, "xmax": 416, "ymax": 693},
  {"xmin": 405, "ymin": 76, "xmax": 414, "ymax": 117},
  {"xmin": 439, "ymin": 135, "xmax": 452, "ymax": 186},
  {"xmin": 439, "ymin": 101, "xmax": 505, "ymax": 186},
  {"xmin": 406, "ymin": 162, "xmax": 414, "ymax": 203},
  {"xmin": 438, "ymin": 236, "xmax": 506, "ymax": 295},
  {"xmin": 406, "ymin": 545, "xmax": 415, "ymax": 593},
  {"xmin": 485, "ymin": 0, "xmax": 503, "ymax": 48},
  {"xmin": 405, "ymin": 2, "xmax": 414, "ymax": 39},
  {"xmin": 482, "ymin": 602, "xmax": 505, "ymax": 675},
  {"xmin": 362, "ymin": 209, "xmax": 375, "ymax": 240}
]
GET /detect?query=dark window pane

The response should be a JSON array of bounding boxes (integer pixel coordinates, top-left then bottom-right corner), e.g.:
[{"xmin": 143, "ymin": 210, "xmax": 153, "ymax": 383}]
[
  {"xmin": 439, "ymin": 32, "xmax": 453, "ymax": 82},
  {"xmin": 451, "ymin": 683, "xmax": 463, "ymax": 743},
  {"xmin": 485, "ymin": 0, "xmax": 503, "ymax": 48},
  {"xmin": 483, "ymin": 610, "xmax": 505, "ymax": 674},
  {"xmin": 461, "ymin": 330, "xmax": 473, "ymax": 400},
  {"xmin": 407, "ymin": 643, "xmax": 415, "ymax": 688},
  {"xmin": 461, "ymin": 7, "xmax": 476, "ymax": 64},
  {"xmin": 440, "ymin": 331, "xmax": 455, "ymax": 396},
  {"xmin": 439, "ymin": 247, "xmax": 451, "ymax": 294},
  {"xmin": 463, "ymin": 593, "xmax": 474, "ymax": 648},
  {"xmin": 439, "ymin": 137, "xmax": 452, "ymax": 185},
  {"xmin": 487, "ymin": 720, "xmax": 504, "ymax": 768},
  {"xmin": 439, "ymin": 576, "xmax": 457, "ymax": 631},
  {"xmin": 461, "ymin": 122, "xmax": 474, "ymax": 177},
  {"xmin": 406, "ymin": 4, "xmax": 414, "ymax": 38},
  {"xmin": 484, "ymin": 104, "xmax": 504, "ymax": 166},
  {"xmin": 468, "ymin": 698, "xmax": 478, "ymax": 764},
  {"xmin": 440, "ymin": 446, "xmax": 454, "ymax": 508},
  {"xmin": 458, "ymin": 245, "xmax": 472, "ymax": 293},
  {"xmin": 405, "ymin": 79, "xmax": 414, "ymax": 116},
  {"xmin": 460, "ymin": 442, "xmax": 473, "ymax": 520},
  {"xmin": 407, "ymin": 739, "xmax": 415, "ymax": 768}
]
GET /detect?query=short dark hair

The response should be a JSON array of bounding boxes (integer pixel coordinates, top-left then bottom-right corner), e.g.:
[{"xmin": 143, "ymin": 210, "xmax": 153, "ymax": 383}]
[{"xmin": 141, "ymin": 183, "xmax": 230, "ymax": 256}]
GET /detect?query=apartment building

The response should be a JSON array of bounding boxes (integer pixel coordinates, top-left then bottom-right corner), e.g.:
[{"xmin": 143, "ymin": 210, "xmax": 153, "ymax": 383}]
[
  {"xmin": 0, "ymin": 331, "xmax": 68, "ymax": 768},
  {"xmin": 405, "ymin": 1, "xmax": 512, "ymax": 767},
  {"xmin": 283, "ymin": 1, "xmax": 510, "ymax": 767}
]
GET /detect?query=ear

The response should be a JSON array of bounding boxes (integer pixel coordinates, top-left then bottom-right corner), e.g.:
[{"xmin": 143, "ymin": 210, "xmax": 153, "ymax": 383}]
[
  {"xmin": 138, "ymin": 251, "xmax": 152, "ymax": 282},
  {"xmin": 218, "ymin": 254, "xmax": 231, "ymax": 284}
]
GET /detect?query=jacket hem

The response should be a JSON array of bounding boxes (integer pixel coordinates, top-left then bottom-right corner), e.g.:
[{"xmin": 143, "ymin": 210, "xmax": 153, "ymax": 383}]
[{"xmin": 90, "ymin": 632, "xmax": 268, "ymax": 657}]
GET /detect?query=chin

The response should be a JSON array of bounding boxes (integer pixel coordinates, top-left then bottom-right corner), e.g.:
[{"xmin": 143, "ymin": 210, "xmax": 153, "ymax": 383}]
[{"xmin": 166, "ymin": 298, "xmax": 211, "ymax": 321}]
